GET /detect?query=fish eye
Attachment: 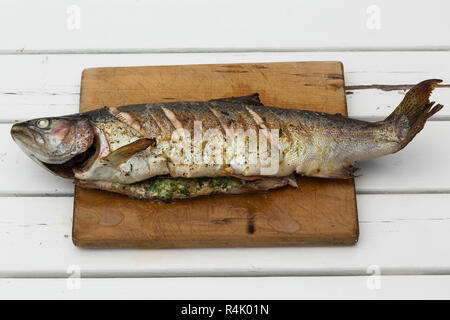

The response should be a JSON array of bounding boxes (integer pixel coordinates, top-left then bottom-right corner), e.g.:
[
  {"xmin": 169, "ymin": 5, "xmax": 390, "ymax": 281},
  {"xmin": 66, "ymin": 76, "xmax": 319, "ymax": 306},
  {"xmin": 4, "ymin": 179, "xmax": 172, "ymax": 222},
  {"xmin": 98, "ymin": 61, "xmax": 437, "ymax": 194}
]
[{"xmin": 36, "ymin": 119, "xmax": 50, "ymax": 129}]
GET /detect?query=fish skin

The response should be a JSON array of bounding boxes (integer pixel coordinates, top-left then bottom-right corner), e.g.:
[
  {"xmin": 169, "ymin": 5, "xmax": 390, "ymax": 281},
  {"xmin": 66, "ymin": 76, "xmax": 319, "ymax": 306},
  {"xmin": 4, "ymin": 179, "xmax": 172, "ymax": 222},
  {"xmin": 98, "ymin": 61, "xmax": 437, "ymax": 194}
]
[{"xmin": 10, "ymin": 80, "xmax": 444, "ymax": 195}]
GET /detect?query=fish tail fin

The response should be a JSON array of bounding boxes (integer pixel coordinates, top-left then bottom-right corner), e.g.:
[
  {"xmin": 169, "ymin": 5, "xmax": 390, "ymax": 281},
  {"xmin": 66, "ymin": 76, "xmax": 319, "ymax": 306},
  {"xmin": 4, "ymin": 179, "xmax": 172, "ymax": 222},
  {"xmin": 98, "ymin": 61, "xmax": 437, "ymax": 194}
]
[{"xmin": 385, "ymin": 79, "xmax": 444, "ymax": 150}]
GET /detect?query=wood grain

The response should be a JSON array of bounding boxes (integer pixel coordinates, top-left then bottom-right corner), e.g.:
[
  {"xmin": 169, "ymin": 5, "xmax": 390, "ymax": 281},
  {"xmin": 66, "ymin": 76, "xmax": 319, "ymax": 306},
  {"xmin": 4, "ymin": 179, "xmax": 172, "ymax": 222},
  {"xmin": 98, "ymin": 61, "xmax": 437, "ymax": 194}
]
[{"xmin": 73, "ymin": 62, "xmax": 358, "ymax": 248}]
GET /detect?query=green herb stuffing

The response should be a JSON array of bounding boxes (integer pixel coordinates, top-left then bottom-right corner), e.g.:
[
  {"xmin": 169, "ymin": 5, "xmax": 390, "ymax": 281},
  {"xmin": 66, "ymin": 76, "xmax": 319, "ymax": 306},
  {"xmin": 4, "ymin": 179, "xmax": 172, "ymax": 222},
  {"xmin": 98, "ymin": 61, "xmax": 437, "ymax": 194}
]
[{"xmin": 132, "ymin": 176, "xmax": 250, "ymax": 201}]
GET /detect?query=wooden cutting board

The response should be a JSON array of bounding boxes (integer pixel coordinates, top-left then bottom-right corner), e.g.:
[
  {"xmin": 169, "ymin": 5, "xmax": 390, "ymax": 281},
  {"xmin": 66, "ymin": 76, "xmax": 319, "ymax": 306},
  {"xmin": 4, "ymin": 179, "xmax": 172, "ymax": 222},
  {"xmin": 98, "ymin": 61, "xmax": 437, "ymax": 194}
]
[{"xmin": 73, "ymin": 62, "xmax": 358, "ymax": 248}]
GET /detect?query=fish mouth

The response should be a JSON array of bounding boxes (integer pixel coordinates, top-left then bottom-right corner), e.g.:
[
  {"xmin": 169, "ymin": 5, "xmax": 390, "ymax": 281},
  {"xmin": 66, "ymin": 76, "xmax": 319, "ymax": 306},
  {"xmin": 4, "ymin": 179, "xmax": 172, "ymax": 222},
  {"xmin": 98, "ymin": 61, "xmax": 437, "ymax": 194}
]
[{"xmin": 11, "ymin": 125, "xmax": 44, "ymax": 146}]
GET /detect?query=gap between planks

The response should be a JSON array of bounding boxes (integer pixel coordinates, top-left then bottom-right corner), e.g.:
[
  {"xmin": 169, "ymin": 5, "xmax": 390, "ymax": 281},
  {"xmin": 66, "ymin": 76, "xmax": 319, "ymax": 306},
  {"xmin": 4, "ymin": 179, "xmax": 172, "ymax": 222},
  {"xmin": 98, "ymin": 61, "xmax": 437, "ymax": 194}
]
[
  {"xmin": 1, "ymin": 86, "xmax": 448, "ymax": 124},
  {"xmin": 3, "ymin": 267, "xmax": 450, "ymax": 279},
  {"xmin": 2, "ymin": 47, "xmax": 450, "ymax": 55},
  {"xmin": 4, "ymin": 115, "xmax": 450, "ymax": 125}
]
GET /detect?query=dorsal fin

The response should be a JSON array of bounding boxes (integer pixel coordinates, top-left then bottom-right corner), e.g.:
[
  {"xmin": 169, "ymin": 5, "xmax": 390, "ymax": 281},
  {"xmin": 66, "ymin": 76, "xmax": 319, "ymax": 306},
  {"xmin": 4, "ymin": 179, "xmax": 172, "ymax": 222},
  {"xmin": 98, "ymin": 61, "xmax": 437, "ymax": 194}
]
[
  {"xmin": 104, "ymin": 138, "xmax": 155, "ymax": 166},
  {"xmin": 208, "ymin": 93, "xmax": 263, "ymax": 106}
]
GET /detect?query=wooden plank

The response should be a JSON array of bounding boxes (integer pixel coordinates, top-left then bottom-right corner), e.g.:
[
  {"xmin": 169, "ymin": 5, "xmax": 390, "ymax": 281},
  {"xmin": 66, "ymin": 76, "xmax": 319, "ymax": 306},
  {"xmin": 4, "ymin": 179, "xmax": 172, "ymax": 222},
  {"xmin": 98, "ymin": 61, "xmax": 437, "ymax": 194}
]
[
  {"xmin": 5, "ymin": 87, "xmax": 450, "ymax": 123},
  {"xmin": 73, "ymin": 62, "xmax": 358, "ymax": 248},
  {"xmin": 2, "ymin": 52, "xmax": 448, "ymax": 195},
  {"xmin": 3, "ymin": 121, "xmax": 449, "ymax": 195},
  {"xmin": 0, "ymin": 0, "xmax": 449, "ymax": 52},
  {"xmin": 355, "ymin": 119, "xmax": 450, "ymax": 193},
  {"xmin": 1, "ymin": 276, "xmax": 450, "ymax": 299},
  {"xmin": 346, "ymin": 87, "xmax": 450, "ymax": 121},
  {"xmin": 1, "ymin": 195, "xmax": 450, "ymax": 277},
  {"xmin": 0, "ymin": 51, "xmax": 449, "ymax": 123}
]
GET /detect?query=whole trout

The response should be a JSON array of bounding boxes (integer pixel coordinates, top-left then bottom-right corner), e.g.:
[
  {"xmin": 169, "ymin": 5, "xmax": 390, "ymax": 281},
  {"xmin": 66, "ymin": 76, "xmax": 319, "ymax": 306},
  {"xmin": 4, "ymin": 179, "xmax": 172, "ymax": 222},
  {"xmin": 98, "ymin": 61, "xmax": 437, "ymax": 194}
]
[{"xmin": 11, "ymin": 79, "xmax": 443, "ymax": 199}]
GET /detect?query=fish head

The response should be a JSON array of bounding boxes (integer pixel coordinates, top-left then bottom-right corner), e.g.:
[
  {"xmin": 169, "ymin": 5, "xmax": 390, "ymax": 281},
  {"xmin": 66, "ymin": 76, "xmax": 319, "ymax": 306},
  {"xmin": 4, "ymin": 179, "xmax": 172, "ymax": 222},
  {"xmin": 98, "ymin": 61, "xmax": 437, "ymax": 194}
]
[{"xmin": 11, "ymin": 115, "xmax": 95, "ymax": 177}]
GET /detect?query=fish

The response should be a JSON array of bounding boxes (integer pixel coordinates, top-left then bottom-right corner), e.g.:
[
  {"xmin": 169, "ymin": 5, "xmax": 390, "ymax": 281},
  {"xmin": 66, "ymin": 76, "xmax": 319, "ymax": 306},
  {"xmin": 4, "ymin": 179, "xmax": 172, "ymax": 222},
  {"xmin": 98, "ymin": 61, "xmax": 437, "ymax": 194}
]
[{"xmin": 11, "ymin": 79, "xmax": 443, "ymax": 200}]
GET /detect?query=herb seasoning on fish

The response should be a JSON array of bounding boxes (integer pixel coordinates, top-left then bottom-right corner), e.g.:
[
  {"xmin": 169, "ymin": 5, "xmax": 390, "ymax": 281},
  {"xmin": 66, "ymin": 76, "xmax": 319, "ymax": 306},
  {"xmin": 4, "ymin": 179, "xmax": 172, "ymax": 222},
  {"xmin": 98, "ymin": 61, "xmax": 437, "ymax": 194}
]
[{"xmin": 10, "ymin": 79, "xmax": 444, "ymax": 200}]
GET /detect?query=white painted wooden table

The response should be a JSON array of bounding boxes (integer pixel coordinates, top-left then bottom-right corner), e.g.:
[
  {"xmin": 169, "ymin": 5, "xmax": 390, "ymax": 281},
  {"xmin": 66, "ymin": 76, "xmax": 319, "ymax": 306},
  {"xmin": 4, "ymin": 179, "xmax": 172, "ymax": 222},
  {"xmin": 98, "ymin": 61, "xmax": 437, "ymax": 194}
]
[{"xmin": 1, "ymin": 0, "xmax": 450, "ymax": 299}]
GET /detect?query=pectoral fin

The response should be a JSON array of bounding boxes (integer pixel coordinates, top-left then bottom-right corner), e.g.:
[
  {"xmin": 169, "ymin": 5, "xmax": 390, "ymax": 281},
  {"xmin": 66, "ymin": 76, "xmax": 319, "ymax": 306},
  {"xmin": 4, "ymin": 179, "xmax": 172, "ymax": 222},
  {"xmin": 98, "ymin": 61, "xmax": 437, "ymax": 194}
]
[{"xmin": 104, "ymin": 138, "xmax": 155, "ymax": 166}]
